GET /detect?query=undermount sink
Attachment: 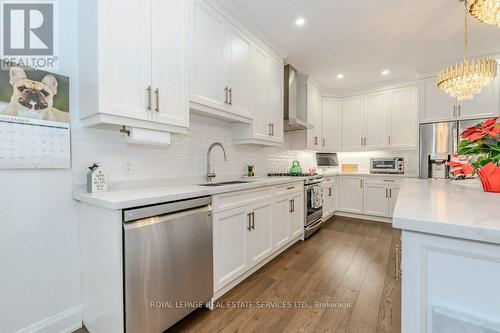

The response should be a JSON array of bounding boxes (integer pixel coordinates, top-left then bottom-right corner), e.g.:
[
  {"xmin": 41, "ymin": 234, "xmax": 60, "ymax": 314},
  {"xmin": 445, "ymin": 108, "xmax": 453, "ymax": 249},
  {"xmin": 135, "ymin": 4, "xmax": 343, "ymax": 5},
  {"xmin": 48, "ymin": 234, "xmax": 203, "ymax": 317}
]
[{"xmin": 199, "ymin": 180, "xmax": 251, "ymax": 187}]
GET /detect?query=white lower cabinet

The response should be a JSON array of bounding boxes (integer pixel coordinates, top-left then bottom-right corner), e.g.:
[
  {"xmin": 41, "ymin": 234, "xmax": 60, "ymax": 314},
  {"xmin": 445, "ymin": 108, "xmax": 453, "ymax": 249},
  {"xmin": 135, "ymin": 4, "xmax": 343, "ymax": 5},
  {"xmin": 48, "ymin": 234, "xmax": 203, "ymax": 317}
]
[
  {"xmin": 213, "ymin": 182, "xmax": 304, "ymax": 294},
  {"xmin": 363, "ymin": 182, "xmax": 389, "ymax": 217},
  {"xmin": 290, "ymin": 191, "xmax": 304, "ymax": 238},
  {"xmin": 272, "ymin": 196, "xmax": 291, "ymax": 248},
  {"xmin": 249, "ymin": 202, "xmax": 273, "ymax": 266},
  {"xmin": 338, "ymin": 176, "xmax": 364, "ymax": 214},
  {"xmin": 213, "ymin": 206, "xmax": 250, "ymax": 291},
  {"xmin": 338, "ymin": 176, "xmax": 401, "ymax": 218},
  {"xmin": 322, "ymin": 178, "xmax": 337, "ymax": 218},
  {"xmin": 362, "ymin": 179, "xmax": 401, "ymax": 218}
]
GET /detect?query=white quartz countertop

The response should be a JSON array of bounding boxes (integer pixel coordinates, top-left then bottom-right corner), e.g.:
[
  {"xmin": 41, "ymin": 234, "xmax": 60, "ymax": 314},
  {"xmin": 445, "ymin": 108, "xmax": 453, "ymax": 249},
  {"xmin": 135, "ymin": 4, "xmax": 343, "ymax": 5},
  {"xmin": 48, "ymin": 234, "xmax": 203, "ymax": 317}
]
[
  {"xmin": 393, "ymin": 178, "xmax": 500, "ymax": 245},
  {"xmin": 320, "ymin": 170, "xmax": 417, "ymax": 178},
  {"xmin": 73, "ymin": 176, "xmax": 306, "ymax": 210}
]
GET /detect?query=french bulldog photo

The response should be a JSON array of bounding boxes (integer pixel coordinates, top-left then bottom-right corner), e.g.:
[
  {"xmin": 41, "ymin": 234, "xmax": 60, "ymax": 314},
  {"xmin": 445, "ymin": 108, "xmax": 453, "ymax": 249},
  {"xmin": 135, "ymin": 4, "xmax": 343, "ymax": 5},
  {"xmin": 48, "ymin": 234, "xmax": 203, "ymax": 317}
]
[{"xmin": 0, "ymin": 67, "xmax": 70, "ymax": 123}]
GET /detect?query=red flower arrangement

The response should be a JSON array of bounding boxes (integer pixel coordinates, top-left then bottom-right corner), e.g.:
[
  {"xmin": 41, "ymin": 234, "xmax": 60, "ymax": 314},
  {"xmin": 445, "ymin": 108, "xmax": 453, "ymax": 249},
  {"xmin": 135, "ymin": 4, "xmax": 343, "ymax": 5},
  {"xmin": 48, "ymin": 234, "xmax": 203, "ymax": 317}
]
[{"xmin": 456, "ymin": 117, "xmax": 500, "ymax": 193}]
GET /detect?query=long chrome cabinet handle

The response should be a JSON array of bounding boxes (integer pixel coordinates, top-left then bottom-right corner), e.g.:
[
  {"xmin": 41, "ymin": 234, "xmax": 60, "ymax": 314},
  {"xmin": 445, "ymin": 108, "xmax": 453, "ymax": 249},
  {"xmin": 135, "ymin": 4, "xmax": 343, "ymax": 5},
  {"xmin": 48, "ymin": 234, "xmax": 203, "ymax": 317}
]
[
  {"xmin": 224, "ymin": 87, "xmax": 229, "ymax": 104},
  {"xmin": 228, "ymin": 88, "xmax": 232, "ymax": 105},
  {"xmin": 251, "ymin": 212, "xmax": 255, "ymax": 230},
  {"xmin": 154, "ymin": 88, "xmax": 160, "ymax": 112},
  {"xmin": 147, "ymin": 86, "xmax": 152, "ymax": 111}
]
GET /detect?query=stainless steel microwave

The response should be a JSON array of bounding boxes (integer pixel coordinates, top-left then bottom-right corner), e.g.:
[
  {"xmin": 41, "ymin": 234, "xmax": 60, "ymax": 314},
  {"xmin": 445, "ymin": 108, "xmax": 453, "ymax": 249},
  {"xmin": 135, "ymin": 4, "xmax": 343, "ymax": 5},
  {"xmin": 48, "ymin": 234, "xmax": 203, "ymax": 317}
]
[{"xmin": 370, "ymin": 157, "xmax": 404, "ymax": 174}]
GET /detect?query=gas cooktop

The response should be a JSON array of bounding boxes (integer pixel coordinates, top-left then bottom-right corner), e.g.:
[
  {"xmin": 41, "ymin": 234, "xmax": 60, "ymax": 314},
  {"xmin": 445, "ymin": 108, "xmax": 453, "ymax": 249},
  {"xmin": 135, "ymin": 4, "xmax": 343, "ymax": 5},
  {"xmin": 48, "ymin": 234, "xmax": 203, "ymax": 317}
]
[
  {"xmin": 268, "ymin": 172, "xmax": 321, "ymax": 177},
  {"xmin": 268, "ymin": 173, "xmax": 324, "ymax": 184}
]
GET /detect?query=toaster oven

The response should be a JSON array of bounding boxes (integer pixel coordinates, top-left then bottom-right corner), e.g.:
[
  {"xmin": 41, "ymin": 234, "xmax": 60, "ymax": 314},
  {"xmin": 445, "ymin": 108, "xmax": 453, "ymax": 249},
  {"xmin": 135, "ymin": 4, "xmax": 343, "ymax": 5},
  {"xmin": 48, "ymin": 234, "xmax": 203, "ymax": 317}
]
[{"xmin": 370, "ymin": 157, "xmax": 404, "ymax": 174}]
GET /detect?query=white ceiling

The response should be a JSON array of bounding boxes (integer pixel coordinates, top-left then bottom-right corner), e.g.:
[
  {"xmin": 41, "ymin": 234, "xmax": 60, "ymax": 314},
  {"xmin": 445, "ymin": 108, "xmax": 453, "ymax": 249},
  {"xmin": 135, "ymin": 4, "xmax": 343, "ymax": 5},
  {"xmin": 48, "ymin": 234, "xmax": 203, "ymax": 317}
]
[{"xmin": 217, "ymin": 0, "xmax": 500, "ymax": 92}]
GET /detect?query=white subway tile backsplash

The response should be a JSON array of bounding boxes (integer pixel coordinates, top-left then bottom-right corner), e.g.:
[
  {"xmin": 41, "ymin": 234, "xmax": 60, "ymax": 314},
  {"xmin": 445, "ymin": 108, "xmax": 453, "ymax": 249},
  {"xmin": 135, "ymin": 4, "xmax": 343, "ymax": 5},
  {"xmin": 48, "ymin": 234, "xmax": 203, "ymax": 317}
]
[{"xmin": 71, "ymin": 114, "xmax": 419, "ymax": 188}]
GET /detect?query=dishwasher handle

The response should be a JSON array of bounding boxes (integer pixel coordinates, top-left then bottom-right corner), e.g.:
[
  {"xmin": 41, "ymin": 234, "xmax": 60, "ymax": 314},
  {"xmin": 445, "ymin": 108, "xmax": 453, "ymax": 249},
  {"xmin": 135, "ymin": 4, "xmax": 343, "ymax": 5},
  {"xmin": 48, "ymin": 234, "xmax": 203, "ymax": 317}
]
[
  {"xmin": 124, "ymin": 204, "xmax": 212, "ymax": 231},
  {"xmin": 124, "ymin": 196, "xmax": 212, "ymax": 222}
]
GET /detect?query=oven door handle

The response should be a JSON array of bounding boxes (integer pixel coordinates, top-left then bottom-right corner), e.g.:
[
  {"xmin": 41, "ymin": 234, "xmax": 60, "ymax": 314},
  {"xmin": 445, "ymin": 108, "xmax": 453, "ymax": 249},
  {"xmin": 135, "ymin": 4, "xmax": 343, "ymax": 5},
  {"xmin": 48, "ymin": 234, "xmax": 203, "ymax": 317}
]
[{"xmin": 305, "ymin": 218, "xmax": 323, "ymax": 231}]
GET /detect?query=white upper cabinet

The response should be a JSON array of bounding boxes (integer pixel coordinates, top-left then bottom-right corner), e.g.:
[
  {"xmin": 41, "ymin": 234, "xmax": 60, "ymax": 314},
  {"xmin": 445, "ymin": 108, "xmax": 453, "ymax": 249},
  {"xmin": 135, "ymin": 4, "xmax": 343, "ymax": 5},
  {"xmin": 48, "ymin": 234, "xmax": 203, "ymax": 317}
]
[
  {"xmin": 251, "ymin": 46, "xmax": 270, "ymax": 141},
  {"xmin": 151, "ymin": 0, "xmax": 190, "ymax": 128},
  {"xmin": 191, "ymin": 1, "xmax": 226, "ymax": 111},
  {"xmin": 364, "ymin": 91, "xmax": 389, "ymax": 149},
  {"xmin": 191, "ymin": 0, "xmax": 283, "ymax": 129},
  {"xmin": 308, "ymin": 86, "xmax": 323, "ymax": 149},
  {"xmin": 79, "ymin": 0, "xmax": 190, "ymax": 134},
  {"xmin": 342, "ymin": 96, "xmax": 365, "ymax": 151},
  {"xmin": 232, "ymin": 45, "xmax": 284, "ymax": 146},
  {"xmin": 458, "ymin": 73, "xmax": 499, "ymax": 119},
  {"xmin": 269, "ymin": 57, "xmax": 285, "ymax": 143},
  {"xmin": 420, "ymin": 69, "xmax": 499, "ymax": 123},
  {"xmin": 226, "ymin": 27, "xmax": 252, "ymax": 118},
  {"xmin": 322, "ymin": 98, "xmax": 342, "ymax": 152},
  {"xmin": 389, "ymin": 85, "xmax": 418, "ymax": 148},
  {"xmin": 342, "ymin": 85, "xmax": 418, "ymax": 151},
  {"xmin": 420, "ymin": 77, "xmax": 455, "ymax": 123}
]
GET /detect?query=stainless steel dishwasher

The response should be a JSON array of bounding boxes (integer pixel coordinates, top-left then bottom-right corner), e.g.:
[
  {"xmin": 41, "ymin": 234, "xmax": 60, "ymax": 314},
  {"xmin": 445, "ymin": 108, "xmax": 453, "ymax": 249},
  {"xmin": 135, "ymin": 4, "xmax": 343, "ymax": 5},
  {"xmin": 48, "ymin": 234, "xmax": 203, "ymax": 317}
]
[{"xmin": 123, "ymin": 196, "xmax": 213, "ymax": 333}]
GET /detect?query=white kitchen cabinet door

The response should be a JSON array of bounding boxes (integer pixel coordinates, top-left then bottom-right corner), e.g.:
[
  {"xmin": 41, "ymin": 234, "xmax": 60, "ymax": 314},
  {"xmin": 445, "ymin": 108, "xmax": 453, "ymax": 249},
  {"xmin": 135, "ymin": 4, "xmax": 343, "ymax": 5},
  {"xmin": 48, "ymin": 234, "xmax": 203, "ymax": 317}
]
[
  {"xmin": 151, "ymin": 0, "xmax": 190, "ymax": 128},
  {"xmin": 213, "ymin": 206, "xmax": 250, "ymax": 291},
  {"xmin": 388, "ymin": 185, "xmax": 400, "ymax": 217},
  {"xmin": 342, "ymin": 96, "xmax": 364, "ymax": 151},
  {"xmin": 191, "ymin": 1, "xmax": 226, "ymax": 110},
  {"xmin": 363, "ymin": 183, "xmax": 389, "ymax": 217},
  {"xmin": 252, "ymin": 46, "xmax": 270, "ymax": 140},
  {"xmin": 323, "ymin": 182, "xmax": 335, "ymax": 218},
  {"xmin": 458, "ymin": 70, "xmax": 500, "ymax": 120},
  {"xmin": 389, "ymin": 86, "xmax": 418, "ymax": 149},
  {"xmin": 226, "ymin": 26, "xmax": 252, "ymax": 118},
  {"xmin": 289, "ymin": 192, "xmax": 304, "ymax": 239},
  {"xmin": 268, "ymin": 57, "xmax": 284, "ymax": 143},
  {"xmin": 338, "ymin": 177, "xmax": 364, "ymax": 214},
  {"xmin": 364, "ymin": 91, "xmax": 389, "ymax": 149},
  {"xmin": 312, "ymin": 88, "xmax": 323, "ymax": 148},
  {"xmin": 420, "ymin": 77, "xmax": 455, "ymax": 123},
  {"xmin": 272, "ymin": 196, "xmax": 290, "ymax": 249},
  {"xmin": 249, "ymin": 202, "xmax": 273, "ymax": 266},
  {"xmin": 322, "ymin": 98, "xmax": 342, "ymax": 152},
  {"xmin": 98, "ymin": 0, "xmax": 152, "ymax": 122}
]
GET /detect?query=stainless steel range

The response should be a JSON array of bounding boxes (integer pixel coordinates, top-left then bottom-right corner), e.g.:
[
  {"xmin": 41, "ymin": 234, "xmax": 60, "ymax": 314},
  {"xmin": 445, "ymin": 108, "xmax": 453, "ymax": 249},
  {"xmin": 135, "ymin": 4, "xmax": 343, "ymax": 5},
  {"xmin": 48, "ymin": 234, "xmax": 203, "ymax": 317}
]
[{"xmin": 268, "ymin": 173, "xmax": 324, "ymax": 238}]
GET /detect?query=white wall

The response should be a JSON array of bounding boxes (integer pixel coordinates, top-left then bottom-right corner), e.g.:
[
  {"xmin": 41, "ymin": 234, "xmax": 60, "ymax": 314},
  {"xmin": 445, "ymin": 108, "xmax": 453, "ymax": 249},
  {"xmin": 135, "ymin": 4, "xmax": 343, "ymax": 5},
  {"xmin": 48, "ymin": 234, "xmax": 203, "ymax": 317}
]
[{"xmin": 0, "ymin": 1, "xmax": 82, "ymax": 332}]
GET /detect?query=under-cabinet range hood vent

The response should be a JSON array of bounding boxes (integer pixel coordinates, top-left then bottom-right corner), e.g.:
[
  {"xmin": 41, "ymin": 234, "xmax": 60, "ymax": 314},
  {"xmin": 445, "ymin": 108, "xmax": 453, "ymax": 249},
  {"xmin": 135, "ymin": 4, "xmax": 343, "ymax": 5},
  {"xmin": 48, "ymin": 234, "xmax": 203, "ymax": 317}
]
[{"xmin": 284, "ymin": 64, "xmax": 313, "ymax": 131}]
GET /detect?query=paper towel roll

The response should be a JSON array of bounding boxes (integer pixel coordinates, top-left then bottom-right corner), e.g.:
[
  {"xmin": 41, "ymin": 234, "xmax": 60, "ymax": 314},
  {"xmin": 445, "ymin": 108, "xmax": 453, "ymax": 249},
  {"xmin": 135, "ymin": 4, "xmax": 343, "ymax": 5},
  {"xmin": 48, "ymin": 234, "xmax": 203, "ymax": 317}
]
[{"xmin": 125, "ymin": 127, "xmax": 171, "ymax": 146}]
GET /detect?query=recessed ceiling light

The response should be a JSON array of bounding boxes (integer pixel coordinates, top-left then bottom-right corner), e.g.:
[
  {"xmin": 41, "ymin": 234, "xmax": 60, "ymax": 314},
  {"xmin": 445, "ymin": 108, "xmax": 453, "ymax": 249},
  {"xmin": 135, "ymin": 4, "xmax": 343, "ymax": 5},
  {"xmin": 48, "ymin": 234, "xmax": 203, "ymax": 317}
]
[
  {"xmin": 295, "ymin": 18, "xmax": 305, "ymax": 26},
  {"xmin": 336, "ymin": 74, "xmax": 344, "ymax": 79},
  {"xmin": 381, "ymin": 70, "xmax": 390, "ymax": 76}
]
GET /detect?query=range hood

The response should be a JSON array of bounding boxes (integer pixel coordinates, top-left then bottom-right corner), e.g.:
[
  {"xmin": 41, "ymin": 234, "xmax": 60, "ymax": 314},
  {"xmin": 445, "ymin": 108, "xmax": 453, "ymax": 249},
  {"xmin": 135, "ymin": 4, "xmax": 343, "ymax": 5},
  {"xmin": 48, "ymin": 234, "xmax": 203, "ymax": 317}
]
[{"xmin": 284, "ymin": 64, "xmax": 313, "ymax": 131}]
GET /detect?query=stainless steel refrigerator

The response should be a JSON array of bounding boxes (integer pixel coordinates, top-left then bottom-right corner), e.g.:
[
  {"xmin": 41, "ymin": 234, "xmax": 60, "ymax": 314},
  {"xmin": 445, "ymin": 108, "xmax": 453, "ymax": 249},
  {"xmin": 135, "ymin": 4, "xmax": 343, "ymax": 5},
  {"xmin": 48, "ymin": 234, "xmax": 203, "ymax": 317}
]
[{"xmin": 419, "ymin": 118, "xmax": 489, "ymax": 179}]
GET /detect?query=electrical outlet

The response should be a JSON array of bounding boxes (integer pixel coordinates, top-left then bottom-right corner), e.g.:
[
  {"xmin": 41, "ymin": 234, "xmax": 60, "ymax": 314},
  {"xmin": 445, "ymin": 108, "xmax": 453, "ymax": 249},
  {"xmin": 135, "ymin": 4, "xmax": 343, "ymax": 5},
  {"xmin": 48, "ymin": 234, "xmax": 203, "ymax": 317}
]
[{"xmin": 123, "ymin": 161, "xmax": 133, "ymax": 175}]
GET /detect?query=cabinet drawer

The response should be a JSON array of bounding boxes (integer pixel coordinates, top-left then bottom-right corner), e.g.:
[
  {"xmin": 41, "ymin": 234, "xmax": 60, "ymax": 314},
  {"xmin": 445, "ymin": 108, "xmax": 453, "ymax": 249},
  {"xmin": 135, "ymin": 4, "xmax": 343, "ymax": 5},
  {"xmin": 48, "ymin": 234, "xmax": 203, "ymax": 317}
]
[
  {"xmin": 364, "ymin": 178, "xmax": 402, "ymax": 185},
  {"xmin": 273, "ymin": 182, "xmax": 304, "ymax": 197},
  {"xmin": 213, "ymin": 187, "xmax": 272, "ymax": 213}
]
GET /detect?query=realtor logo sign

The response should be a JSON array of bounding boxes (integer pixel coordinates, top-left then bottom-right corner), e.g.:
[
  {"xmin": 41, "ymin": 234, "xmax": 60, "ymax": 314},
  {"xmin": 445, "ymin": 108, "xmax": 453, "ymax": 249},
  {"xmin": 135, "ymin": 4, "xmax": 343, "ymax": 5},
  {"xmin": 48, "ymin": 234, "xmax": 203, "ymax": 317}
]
[{"xmin": 1, "ymin": 0, "xmax": 59, "ymax": 70}]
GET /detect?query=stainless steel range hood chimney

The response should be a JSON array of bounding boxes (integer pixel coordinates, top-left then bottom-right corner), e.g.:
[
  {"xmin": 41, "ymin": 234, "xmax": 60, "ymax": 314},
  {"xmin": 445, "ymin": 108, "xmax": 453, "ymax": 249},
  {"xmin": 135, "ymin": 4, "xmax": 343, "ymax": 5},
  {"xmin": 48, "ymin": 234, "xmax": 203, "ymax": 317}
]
[{"xmin": 284, "ymin": 64, "xmax": 313, "ymax": 131}]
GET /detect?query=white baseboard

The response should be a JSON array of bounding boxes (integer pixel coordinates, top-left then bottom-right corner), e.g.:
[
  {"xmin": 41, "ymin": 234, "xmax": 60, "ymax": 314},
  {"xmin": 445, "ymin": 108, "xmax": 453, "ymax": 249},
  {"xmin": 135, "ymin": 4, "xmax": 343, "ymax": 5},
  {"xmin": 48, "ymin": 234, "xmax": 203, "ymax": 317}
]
[
  {"xmin": 15, "ymin": 304, "xmax": 82, "ymax": 333},
  {"xmin": 334, "ymin": 211, "xmax": 392, "ymax": 224}
]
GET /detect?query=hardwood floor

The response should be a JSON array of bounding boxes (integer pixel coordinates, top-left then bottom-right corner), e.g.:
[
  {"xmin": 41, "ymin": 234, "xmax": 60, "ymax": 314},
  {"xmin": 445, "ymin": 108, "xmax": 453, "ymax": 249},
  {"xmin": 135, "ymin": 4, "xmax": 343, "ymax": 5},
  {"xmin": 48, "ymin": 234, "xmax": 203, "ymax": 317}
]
[{"xmin": 167, "ymin": 216, "xmax": 401, "ymax": 333}]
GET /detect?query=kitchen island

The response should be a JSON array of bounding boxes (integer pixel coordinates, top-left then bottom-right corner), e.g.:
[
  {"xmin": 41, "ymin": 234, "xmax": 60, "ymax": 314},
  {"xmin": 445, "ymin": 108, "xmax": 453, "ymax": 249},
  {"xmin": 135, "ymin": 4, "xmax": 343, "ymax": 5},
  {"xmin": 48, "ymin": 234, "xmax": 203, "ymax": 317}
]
[{"xmin": 393, "ymin": 179, "xmax": 500, "ymax": 333}]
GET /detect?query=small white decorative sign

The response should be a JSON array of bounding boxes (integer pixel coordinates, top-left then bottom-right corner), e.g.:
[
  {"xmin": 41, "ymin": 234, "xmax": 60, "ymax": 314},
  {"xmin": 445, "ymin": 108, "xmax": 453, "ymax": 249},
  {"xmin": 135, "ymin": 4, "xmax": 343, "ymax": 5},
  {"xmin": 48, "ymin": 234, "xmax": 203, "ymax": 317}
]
[{"xmin": 87, "ymin": 164, "xmax": 107, "ymax": 193}]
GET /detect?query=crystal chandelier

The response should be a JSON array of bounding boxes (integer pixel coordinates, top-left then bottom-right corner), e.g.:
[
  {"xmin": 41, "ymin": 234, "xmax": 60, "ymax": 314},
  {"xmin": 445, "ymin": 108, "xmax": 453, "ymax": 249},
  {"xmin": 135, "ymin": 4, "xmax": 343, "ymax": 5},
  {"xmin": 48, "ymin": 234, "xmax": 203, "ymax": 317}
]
[
  {"xmin": 437, "ymin": 0, "xmax": 498, "ymax": 101},
  {"xmin": 469, "ymin": 0, "xmax": 500, "ymax": 27}
]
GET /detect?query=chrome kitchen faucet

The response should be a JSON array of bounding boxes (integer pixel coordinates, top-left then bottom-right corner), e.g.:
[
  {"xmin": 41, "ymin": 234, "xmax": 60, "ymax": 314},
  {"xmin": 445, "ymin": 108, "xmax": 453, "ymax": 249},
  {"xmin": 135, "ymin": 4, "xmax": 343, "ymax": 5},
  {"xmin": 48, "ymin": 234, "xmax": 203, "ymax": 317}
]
[{"xmin": 206, "ymin": 142, "xmax": 227, "ymax": 182}]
